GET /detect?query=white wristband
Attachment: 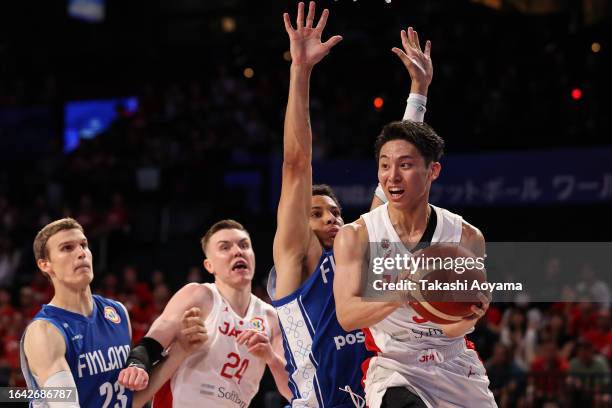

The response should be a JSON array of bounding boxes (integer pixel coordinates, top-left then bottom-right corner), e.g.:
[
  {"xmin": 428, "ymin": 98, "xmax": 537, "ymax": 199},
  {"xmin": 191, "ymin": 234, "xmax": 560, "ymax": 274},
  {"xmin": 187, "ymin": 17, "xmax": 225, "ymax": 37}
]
[
  {"xmin": 41, "ymin": 370, "xmax": 81, "ymax": 407},
  {"xmin": 403, "ymin": 93, "xmax": 427, "ymax": 123}
]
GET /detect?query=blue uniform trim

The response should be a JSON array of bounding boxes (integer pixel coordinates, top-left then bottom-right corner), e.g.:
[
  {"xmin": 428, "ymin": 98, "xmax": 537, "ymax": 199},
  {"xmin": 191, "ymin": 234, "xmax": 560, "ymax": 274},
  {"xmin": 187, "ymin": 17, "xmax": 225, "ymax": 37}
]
[{"xmin": 269, "ymin": 249, "xmax": 372, "ymax": 407}]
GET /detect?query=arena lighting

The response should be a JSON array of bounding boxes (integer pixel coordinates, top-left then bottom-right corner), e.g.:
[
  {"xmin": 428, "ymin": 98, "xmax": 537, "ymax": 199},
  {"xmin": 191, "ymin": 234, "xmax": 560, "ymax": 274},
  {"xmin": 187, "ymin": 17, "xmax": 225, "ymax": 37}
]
[
  {"xmin": 373, "ymin": 96, "xmax": 384, "ymax": 109},
  {"xmin": 221, "ymin": 16, "xmax": 236, "ymax": 33},
  {"xmin": 571, "ymin": 88, "xmax": 583, "ymax": 100},
  {"xmin": 591, "ymin": 42, "xmax": 601, "ymax": 53},
  {"xmin": 243, "ymin": 67, "xmax": 255, "ymax": 78}
]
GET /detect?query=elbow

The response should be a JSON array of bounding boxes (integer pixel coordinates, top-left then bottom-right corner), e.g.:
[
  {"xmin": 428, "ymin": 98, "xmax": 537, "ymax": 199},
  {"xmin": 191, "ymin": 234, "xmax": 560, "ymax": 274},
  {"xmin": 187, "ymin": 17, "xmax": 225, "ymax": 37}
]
[
  {"xmin": 336, "ymin": 308, "xmax": 358, "ymax": 332},
  {"xmin": 282, "ymin": 158, "xmax": 309, "ymax": 172}
]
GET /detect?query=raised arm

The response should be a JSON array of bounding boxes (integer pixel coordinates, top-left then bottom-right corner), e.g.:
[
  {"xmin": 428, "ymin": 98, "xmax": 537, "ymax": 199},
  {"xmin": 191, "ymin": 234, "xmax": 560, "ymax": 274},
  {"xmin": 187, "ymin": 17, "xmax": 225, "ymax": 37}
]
[
  {"xmin": 333, "ymin": 221, "xmax": 401, "ymax": 331},
  {"xmin": 273, "ymin": 1, "xmax": 342, "ymax": 298},
  {"xmin": 371, "ymin": 27, "xmax": 433, "ymax": 211},
  {"xmin": 393, "ymin": 26, "xmax": 433, "ymax": 99},
  {"xmin": 23, "ymin": 320, "xmax": 80, "ymax": 407}
]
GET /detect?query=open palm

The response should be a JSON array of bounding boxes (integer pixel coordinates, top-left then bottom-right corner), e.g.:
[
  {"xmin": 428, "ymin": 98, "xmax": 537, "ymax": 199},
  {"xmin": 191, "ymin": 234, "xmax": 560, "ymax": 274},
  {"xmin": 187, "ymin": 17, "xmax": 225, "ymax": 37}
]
[{"xmin": 284, "ymin": 2, "xmax": 342, "ymax": 67}]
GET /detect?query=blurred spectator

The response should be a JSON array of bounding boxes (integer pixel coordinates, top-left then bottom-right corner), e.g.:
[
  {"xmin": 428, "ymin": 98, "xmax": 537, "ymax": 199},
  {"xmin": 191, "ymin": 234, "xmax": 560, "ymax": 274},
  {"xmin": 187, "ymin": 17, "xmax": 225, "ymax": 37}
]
[
  {"xmin": 500, "ymin": 308, "xmax": 537, "ymax": 370},
  {"xmin": 529, "ymin": 340, "xmax": 569, "ymax": 405},
  {"xmin": 486, "ymin": 343, "xmax": 526, "ymax": 407},
  {"xmin": 567, "ymin": 338, "xmax": 610, "ymax": 406},
  {"xmin": 583, "ymin": 311, "xmax": 612, "ymax": 360},
  {"xmin": 576, "ymin": 264, "xmax": 611, "ymax": 311},
  {"xmin": 19, "ymin": 287, "xmax": 39, "ymax": 320},
  {"xmin": 0, "ymin": 236, "xmax": 21, "ymax": 287}
]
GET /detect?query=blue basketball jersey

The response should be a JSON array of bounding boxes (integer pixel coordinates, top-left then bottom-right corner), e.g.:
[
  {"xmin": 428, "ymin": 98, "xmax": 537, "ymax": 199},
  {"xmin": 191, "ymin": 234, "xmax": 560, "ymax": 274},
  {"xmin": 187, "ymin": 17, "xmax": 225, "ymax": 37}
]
[
  {"xmin": 268, "ymin": 249, "xmax": 372, "ymax": 408},
  {"xmin": 20, "ymin": 294, "xmax": 133, "ymax": 408}
]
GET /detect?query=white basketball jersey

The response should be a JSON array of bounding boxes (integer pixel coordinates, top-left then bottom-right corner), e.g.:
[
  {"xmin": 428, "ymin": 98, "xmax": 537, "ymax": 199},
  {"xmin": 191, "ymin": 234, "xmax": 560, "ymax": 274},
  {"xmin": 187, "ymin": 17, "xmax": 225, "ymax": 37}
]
[
  {"xmin": 155, "ymin": 283, "xmax": 275, "ymax": 408},
  {"xmin": 361, "ymin": 204, "xmax": 465, "ymax": 358}
]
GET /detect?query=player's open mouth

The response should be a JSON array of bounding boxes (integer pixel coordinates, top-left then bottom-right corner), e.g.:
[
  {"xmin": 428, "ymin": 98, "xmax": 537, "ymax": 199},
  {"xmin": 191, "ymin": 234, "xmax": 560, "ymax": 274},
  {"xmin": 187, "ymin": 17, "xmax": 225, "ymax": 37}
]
[
  {"xmin": 231, "ymin": 260, "xmax": 248, "ymax": 271},
  {"xmin": 388, "ymin": 187, "xmax": 405, "ymax": 198}
]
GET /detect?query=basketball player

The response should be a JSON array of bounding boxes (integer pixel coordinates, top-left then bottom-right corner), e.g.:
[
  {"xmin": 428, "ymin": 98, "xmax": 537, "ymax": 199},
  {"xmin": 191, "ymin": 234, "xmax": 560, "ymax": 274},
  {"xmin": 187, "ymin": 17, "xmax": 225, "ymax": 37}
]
[
  {"xmin": 333, "ymin": 121, "xmax": 497, "ymax": 407},
  {"xmin": 120, "ymin": 219, "xmax": 292, "ymax": 407},
  {"xmin": 268, "ymin": 2, "xmax": 434, "ymax": 406},
  {"xmin": 20, "ymin": 217, "xmax": 204, "ymax": 407}
]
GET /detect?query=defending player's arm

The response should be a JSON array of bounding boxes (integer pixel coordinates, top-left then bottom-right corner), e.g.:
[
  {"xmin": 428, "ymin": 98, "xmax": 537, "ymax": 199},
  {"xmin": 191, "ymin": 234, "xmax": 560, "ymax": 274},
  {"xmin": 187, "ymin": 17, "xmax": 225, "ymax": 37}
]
[
  {"xmin": 132, "ymin": 308, "xmax": 208, "ymax": 408},
  {"xmin": 119, "ymin": 283, "xmax": 212, "ymax": 389},
  {"xmin": 23, "ymin": 320, "xmax": 81, "ymax": 407},
  {"xmin": 236, "ymin": 311, "xmax": 292, "ymax": 401},
  {"xmin": 437, "ymin": 223, "xmax": 490, "ymax": 338},
  {"xmin": 371, "ymin": 26, "xmax": 433, "ymax": 211},
  {"xmin": 333, "ymin": 221, "xmax": 402, "ymax": 331},
  {"xmin": 274, "ymin": 1, "xmax": 343, "ymax": 298}
]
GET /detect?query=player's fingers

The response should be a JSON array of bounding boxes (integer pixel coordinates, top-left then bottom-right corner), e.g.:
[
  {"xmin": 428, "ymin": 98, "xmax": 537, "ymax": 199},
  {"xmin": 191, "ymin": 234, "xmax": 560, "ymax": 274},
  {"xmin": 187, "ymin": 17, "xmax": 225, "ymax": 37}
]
[
  {"xmin": 183, "ymin": 316, "xmax": 204, "ymax": 329},
  {"xmin": 400, "ymin": 30, "xmax": 410, "ymax": 52},
  {"xmin": 414, "ymin": 30, "xmax": 422, "ymax": 52},
  {"xmin": 315, "ymin": 8, "xmax": 329, "ymax": 33},
  {"xmin": 137, "ymin": 371, "xmax": 149, "ymax": 389},
  {"xmin": 470, "ymin": 304, "xmax": 485, "ymax": 317},
  {"xmin": 477, "ymin": 291, "xmax": 490, "ymax": 306},
  {"xmin": 424, "ymin": 40, "xmax": 432, "ymax": 57},
  {"xmin": 407, "ymin": 27, "xmax": 416, "ymax": 48},
  {"xmin": 283, "ymin": 13, "xmax": 295, "ymax": 34},
  {"xmin": 192, "ymin": 328, "xmax": 208, "ymax": 344},
  {"xmin": 248, "ymin": 343, "xmax": 267, "ymax": 354},
  {"xmin": 305, "ymin": 1, "xmax": 315, "ymax": 28},
  {"xmin": 236, "ymin": 329, "xmax": 255, "ymax": 344},
  {"xmin": 296, "ymin": 2, "xmax": 305, "ymax": 29},
  {"xmin": 247, "ymin": 332, "xmax": 267, "ymax": 347},
  {"xmin": 322, "ymin": 35, "xmax": 343, "ymax": 50},
  {"xmin": 117, "ymin": 369, "xmax": 127, "ymax": 385},
  {"xmin": 392, "ymin": 47, "xmax": 409, "ymax": 62},
  {"xmin": 125, "ymin": 369, "xmax": 137, "ymax": 388}
]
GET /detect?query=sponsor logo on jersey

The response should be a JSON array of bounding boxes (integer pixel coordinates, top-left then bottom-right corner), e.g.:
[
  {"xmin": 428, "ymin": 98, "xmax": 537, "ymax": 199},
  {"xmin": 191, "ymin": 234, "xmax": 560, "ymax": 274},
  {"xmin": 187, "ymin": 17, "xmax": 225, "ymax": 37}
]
[
  {"xmin": 104, "ymin": 306, "xmax": 121, "ymax": 324},
  {"xmin": 250, "ymin": 317, "xmax": 265, "ymax": 332},
  {"xmin": 333, "ymin": 332, "xmax": 365, "ymax": 350}
]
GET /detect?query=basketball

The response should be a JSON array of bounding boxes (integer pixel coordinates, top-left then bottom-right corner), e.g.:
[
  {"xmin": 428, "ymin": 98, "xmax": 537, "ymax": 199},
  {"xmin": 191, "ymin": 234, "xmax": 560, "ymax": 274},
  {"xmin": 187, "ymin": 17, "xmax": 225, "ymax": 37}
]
[{"xmin": 408, "ymin": 243, "xmax": 487, "ymax": 324}]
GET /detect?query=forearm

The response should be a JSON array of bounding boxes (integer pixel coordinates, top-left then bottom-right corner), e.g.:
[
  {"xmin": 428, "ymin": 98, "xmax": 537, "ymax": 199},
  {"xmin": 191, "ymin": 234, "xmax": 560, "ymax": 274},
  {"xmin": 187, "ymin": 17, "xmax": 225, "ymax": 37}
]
[
  {"xmin": 284, "ymin": 64, "xmax": 313, "ymax": 164},
  {"xmin": 267, "ymin": 352, "xmax": 292, "ymax": 401},
  {"xmin": 132, "ymin": 347, "xmax": 187, "ymax": 408},
  {"xmin": 337, "ymin": 296, "xmax": 400, "ymax": 332}
]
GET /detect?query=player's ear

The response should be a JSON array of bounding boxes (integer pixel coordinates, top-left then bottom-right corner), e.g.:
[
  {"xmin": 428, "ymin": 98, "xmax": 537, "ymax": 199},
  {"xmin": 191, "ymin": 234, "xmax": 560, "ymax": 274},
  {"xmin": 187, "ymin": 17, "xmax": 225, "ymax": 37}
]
[
  {"xmin": 203, "ymin": 259, "xmax": 214, "ymax": 274},
  {"xmin": 430, "ymin": 162, "xmax": 441, "ymax": 182},
  {"xmin": 37, "ymin": 258, "xmax": 52, "ymax": 276}
]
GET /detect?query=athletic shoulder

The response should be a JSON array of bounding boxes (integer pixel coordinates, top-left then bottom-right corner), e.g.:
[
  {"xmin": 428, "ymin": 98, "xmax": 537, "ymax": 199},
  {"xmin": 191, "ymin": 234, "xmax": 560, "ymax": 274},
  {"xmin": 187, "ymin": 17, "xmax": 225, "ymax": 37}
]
[
  {"xmin": 178, "ymin": 282, "xmax": 214, "ymax": 307},
  {"xmin": 460, "ymin": 219, "xmax": 485, "ymax": 257},
  {"xmin": 335, "ymin": 220, "xmax": 368, "ymax": 256}
]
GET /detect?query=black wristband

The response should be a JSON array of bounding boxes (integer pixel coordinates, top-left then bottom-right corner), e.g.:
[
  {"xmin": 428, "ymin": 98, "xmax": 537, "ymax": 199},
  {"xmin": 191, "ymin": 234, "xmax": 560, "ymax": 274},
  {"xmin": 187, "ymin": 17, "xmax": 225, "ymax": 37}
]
[{"xmin": 125, "ymin": 337, "xmax": 164, "ymax": 374}]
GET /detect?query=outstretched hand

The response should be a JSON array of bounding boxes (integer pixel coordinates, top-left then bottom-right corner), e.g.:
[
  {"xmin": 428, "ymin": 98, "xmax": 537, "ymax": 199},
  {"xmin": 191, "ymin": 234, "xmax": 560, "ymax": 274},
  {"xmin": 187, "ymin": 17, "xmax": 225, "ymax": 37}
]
[
  {"xmin": 392, "ymin": 27, "xmax": 433, "ymax": 92},
  {"xmin": 284, "ymin": 1, "xmax": 343, "ymax": 68}
]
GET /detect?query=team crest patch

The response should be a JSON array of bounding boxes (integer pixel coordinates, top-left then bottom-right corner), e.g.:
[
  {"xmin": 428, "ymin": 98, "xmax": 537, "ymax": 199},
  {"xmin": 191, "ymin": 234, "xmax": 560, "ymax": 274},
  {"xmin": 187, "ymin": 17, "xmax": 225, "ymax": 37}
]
[
  {"xmin": 250, "ymin": 317, "xmax": 265, "ymax": 332},
  {"xmin": 104, "ymin": 306, "xmax": 121, "ymax": 324}
]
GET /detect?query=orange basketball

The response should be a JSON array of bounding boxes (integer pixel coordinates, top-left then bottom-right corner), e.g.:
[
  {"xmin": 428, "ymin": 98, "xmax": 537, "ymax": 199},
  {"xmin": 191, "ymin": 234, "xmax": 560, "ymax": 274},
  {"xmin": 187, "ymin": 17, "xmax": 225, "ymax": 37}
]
[{"xmin": 407, "ymin": 243, "xmax": 486, "ymax": 324}]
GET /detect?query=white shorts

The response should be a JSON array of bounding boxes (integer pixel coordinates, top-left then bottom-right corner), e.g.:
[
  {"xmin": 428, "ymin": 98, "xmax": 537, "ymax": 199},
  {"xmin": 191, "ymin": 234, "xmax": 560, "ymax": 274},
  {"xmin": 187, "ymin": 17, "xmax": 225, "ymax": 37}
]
[{"xmin": 364, "ymin": 348, "xmax": 497, "ymax": 408}]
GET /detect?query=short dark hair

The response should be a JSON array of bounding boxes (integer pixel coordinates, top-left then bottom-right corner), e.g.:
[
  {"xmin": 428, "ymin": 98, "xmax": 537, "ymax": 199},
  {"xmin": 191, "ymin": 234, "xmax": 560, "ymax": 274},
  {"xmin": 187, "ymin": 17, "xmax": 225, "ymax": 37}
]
[
  {"xmin": 312, "ymin": 184, "xmax": 341, "ymax": 211},
  {"xmin": 200, "ymin": 219, "xmax": 248, "ymax": 257},
  {"xmin": 374, "ymin": 120, "xmax": 445, "ymax": 166}
]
